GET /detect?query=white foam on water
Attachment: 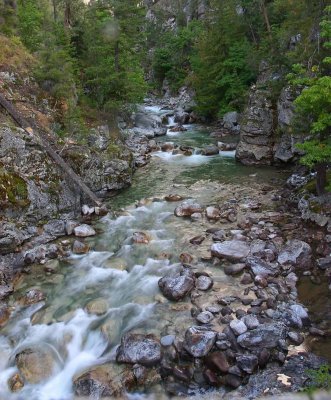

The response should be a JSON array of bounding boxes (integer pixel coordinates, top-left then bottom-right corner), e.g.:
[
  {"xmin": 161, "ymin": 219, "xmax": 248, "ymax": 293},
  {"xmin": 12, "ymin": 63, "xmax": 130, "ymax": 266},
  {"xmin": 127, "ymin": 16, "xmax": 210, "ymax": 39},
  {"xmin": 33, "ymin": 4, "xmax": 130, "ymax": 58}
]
[
  {"xmin": 143, "ymin": 105, "xmax": 162, "ymax": 113},
  {"xmin": 220, "ymin": 150, "xmax": 236, "ymax": 158}
]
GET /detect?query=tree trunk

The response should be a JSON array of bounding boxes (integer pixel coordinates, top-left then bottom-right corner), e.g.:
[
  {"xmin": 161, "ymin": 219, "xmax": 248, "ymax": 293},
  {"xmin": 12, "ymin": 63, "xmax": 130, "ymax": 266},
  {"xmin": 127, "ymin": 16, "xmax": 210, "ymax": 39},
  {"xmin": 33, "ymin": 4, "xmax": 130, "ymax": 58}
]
[
  {"xmin": 52, "ymin": 0, "xmax": 57, "ymax": 21},
  {"xmin": 260, "ymin": 0, "xmax": 272, "ymax": 36},
  {"xmin": 315, "ymin": 162, "xmax": 327, "ymax": 196}
]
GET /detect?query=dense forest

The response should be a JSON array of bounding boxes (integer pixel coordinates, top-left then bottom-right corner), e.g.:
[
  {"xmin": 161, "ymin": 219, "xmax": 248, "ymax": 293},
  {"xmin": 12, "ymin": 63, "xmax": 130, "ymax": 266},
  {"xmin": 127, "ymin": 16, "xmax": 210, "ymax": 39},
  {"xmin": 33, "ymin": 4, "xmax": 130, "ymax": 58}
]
[{"xmin": 0, "ymin": 0, "xmax": 330, "ymax": 191}]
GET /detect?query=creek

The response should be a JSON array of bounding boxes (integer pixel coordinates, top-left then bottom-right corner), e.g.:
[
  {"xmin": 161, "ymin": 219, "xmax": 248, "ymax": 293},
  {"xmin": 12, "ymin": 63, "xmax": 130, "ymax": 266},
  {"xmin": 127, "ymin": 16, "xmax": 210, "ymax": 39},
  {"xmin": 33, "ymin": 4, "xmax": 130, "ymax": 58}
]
[{"xmin": 0, "ymin": 105, "xmax": 328, "ymax": 399}]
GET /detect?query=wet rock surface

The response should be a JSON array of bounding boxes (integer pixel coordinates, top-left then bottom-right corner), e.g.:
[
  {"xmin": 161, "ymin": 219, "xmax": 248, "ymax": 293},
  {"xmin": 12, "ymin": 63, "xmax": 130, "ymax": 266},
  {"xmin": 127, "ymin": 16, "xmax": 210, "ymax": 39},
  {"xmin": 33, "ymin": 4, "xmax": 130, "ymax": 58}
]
[{"xmin": 116, "ymin": 333, "xmax": 161, "ymax": 366}]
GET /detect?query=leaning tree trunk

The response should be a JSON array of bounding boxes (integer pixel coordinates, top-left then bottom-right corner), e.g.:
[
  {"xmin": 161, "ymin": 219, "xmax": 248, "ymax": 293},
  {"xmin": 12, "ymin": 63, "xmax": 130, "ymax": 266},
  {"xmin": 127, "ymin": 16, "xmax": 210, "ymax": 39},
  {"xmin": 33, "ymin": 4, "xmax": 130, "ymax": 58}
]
[{"xmin": 315, "ymin": 162, "xmax": 327, "ymax": 196}]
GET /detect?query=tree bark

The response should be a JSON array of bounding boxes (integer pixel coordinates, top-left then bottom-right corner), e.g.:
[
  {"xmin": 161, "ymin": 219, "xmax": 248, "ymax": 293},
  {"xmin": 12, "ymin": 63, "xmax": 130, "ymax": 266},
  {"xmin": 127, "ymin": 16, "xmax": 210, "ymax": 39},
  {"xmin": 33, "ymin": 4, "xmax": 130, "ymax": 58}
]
[
  {"xmin": 315, "ymin": 162, "xmax": 327, "ymax": 196},
  {"xmin": 260, "ymin": 0, "xmax": 272, "ymax": 36}
]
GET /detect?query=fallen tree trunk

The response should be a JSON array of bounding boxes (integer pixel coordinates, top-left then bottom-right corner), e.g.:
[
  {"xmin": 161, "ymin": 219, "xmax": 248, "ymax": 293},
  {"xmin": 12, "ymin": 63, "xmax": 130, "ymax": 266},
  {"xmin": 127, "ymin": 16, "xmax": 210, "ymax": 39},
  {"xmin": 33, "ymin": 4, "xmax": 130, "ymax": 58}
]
[{"xmin": 0, "ymin": 93, "xmax": 102, "ymax": 206}]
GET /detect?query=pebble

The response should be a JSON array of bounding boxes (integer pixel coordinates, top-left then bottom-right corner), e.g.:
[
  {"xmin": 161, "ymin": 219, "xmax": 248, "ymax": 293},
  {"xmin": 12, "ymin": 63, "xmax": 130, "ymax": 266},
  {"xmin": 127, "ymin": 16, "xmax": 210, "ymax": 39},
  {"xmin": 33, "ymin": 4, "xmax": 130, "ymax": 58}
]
[{"xmin": 230, "ymin": 319, "xmax": 247, "ymax": 336}]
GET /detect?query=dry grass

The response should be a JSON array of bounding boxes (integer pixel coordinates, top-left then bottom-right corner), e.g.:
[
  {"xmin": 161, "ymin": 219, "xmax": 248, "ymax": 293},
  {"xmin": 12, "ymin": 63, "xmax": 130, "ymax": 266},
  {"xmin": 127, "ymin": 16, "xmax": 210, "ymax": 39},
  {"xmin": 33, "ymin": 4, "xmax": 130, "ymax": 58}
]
[{"xmin": 0, "ymin": 34, "xmax": 35, "ymax": 73}]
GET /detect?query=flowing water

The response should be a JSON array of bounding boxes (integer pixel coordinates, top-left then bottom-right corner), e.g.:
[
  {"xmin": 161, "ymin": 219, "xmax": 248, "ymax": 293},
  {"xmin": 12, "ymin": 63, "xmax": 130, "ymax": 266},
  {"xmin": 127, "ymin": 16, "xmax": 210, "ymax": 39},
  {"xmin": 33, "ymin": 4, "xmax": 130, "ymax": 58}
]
[{"xmin": 0, "ymin": 105, "xmax": 323, "ymax": 400}]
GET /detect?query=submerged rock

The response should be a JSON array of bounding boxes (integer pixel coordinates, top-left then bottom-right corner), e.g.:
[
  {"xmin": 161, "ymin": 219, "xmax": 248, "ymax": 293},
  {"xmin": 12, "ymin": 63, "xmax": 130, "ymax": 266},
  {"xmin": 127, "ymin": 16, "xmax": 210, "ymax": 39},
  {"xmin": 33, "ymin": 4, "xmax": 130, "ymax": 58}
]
[
  {"xmin": 132, "ymin": 232, "xmax": 150, "ymax": 244},
  {"xmin": 73, "ymin": 363, "xmax": 135, "ymax": 397},
  {"xmin": 116, "ymin": 333, "xmax": 161, "ymax": 366},
  {"xmin": 158, "ymin": 270, "xmax": 195, "ymax": 301},
  {"xmin": 16, "ymin": 346, "xmax": 59, "ymax": 384}
]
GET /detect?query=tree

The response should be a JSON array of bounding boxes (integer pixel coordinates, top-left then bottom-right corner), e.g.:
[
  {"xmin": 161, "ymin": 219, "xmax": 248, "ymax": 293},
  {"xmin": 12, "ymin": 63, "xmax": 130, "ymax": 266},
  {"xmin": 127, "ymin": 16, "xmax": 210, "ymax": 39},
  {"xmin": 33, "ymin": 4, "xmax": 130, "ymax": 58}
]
[
  {"xmin": 288, "ymin": 6, "xmax": 331, "ymax": 195},
  {"xmin": 79, "ymin": 0, "xmax": 147, "ymax": 110}
]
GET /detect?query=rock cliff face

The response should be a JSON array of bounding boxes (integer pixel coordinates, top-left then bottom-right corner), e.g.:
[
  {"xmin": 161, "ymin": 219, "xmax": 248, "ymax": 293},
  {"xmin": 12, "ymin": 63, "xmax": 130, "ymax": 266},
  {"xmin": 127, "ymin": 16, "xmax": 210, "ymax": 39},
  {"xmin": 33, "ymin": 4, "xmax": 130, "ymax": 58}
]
[
  {"xmin": 146, "ymin": 0, "xmax": 209, "ymax": 27},
  {"xmin": 0, "ymin": 51, "xmax": 135, "ymax": 266},
  {"xmin": 235, "ymin": 63, "xmax": 276, "ymax": 165},
  {"xmin": 236, "ymin": 64, "xmax": 302, "ymax": 166}
]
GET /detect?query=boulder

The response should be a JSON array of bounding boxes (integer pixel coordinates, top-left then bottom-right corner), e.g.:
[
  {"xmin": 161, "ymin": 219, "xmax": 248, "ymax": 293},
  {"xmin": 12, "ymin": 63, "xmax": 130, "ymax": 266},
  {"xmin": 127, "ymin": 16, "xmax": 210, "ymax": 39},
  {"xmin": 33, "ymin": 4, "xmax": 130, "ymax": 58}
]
[
  {"xmin": 174, "ymin": 202, "xmax": 204, "ymax": 217},
  {"xmin": 72, "ymin": 240, "xmax": 90, "ymax": 254},
  {"xmin": 116, "ymin": 333, "xmax": 161, "ymax": 366},
  {"xmin": 245, "ymin": 256, "xmax": 277, "ymax": 277},
  {"xmin": 237, "ymin": 323, "xmax": 287, "ymax": 350},
  {"xmin": 16, "ymin": 346, "xmax": 59, "ymax": 384},
  {"xmin": 158, "ymin": 270, "xmax": 195, "ymax": 301},
  {"xmin": 206, "ymin": 206, "xmax": 221, "ymax": 220},
  {"xmin": 278, "ymin": 239, "xmax": 312, "ymax": 267},
  {"xmin": 202, "ymin": 145, "xmax": 219, "ymax": 156},
  {"xmin": 184, "ymin": 326, "xmax": 217, "ymax": 357},
  {"xmin": 73, "ymin": 363, "xmax": 135, "ymax": 397},
  {"xmin": 211, "ymin": 241, "xmax": 250, "ymax": 261},
  {"xmin": 73, "ymin": 224, "xmax": 96, "ymax": 237}
]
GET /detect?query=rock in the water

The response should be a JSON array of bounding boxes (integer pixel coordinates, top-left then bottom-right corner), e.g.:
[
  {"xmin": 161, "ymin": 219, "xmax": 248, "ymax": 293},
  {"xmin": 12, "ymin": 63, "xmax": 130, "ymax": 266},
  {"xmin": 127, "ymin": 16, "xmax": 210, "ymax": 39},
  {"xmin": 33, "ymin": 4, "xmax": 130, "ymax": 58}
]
[
  {"xmin": 73, "ymin": 224, "xmax": 96, "ymax": 237},
  {"xmin": 8, "ymin": 373, "xmax": 24, "ymax": 392},
  {"xmin": 278, "ymin": 239, "xmax": 312, "ymax": 267},
  {"xmin": 19, "ymin": 289, "xmax": 45, "ymax": 306},
  {"xmin": 0, "ymin": 303, "xmax": 10, "ymax": 326},
  {"xmin": 73, "ymin": 363, "xmax": 135, "ymax": 397},
  {"xmin": 206, "ymin": 206, "xmax": 221, "ymax": 220},
  {"xmin": 85, "ymin": 298, "xmax": 109, "ymax": 316},
  {"xmin": 236, "ymin": 354, "xmax": 258, "ymax": 374},
  {"xmin": 184, "ymin": 326, "xmax": 217, "ymax": 357},
  {"xmin": 116, "ymin": 333, "xmax": 161, "ymax": 366},
  {"xmin": 158, "ymin": 270, "xmax": 195, "ymax": 301},
  {"xmin": 196, "ymin": 311, "xmax": 214, "ymax": 324},
  {"xmin": 230, "ymin": 319, "xmax": 248, "ymax": 336},
  {"xmin": 195, "ymin": 275, "xmax": 213, "ymax": 291},
  {"xmin": 211, "ymin": 241, "xmax": 250, "ymax": 261},
  {"xmin": 179, "ymin": 253, "xmax": 193, "ymax": 264},
  {"xmin": 160, "ymin": 335, "xmax": 175, "ymax": 347},
  {"xmin": 72, "ymin": 240, "xmax": 90, "ymax": 254},
  {"xmin": 224, "ymin": 263, "xmax": 245, "ymax": 276},
  {"xmin": 174, "ymin": 202, "xmax": 203, "ymax": 217},
  {"xmin": 287, "ymin": 331, "xmax": 304, "ymax": 345},
  {"xmin": 246, "ymin": 256, "xmax": 277, "ymax": 277},
  {"xmin": 165, "ymin": 194, "xmax": 183, "ymax": 202},
  {"xmin": 16, "ymin": 346, "xmax": 58, "ymax": 384},
  {"xmin": 189, "ymin": 235, "xmax": 205, "ymax": 245},
  {"xmin": 202, "ymin": 145, "xmax": 219, "ymax": 156},
  {"xmin": 132, "ymin": 232, "xmax": 150, "ymax": 244}
]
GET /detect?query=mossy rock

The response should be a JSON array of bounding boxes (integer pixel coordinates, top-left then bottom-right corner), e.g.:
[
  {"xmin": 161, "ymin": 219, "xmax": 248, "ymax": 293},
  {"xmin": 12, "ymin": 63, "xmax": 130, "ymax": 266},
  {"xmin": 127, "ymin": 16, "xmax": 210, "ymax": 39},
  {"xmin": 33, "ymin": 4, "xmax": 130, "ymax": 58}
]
[{"xmin": 0, "ymin": 167, "xmax": 29, "ymax": 207}]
